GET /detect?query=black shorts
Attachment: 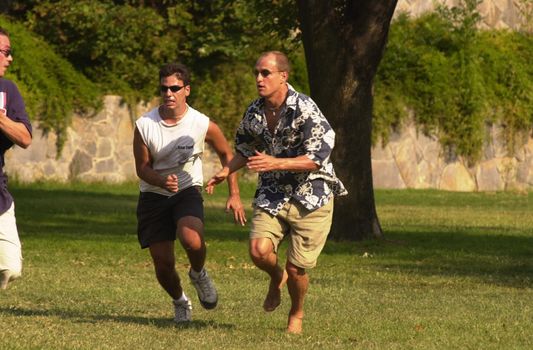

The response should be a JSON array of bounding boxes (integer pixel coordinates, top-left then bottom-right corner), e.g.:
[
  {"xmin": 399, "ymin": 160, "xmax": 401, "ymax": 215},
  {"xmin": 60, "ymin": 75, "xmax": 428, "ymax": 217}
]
[{"xmin": 136, "ymin": 186, "xmax": 204, "ymax": 248}]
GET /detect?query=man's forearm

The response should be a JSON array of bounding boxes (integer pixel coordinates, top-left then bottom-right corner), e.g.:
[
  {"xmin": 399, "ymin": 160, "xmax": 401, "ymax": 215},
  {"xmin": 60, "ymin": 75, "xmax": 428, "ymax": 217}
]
[
  {"xmin": 274, "ymin": 155, "xmax": 318, "ymax": 172},
  {"xmin": 0, "ymin": 116, "xmax": 31, "ymax": 148},
  {"xmin": 227, "ymin": 172, "xmax": 240, "ymax": 195},
  {"xmin": 227, "ymin": 152, "xmax": 248, "ymax": 175}
]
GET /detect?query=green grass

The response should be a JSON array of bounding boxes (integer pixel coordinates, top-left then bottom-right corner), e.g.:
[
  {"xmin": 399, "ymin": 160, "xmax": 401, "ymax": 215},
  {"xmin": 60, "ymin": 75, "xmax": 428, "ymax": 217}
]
[{"xmin": 1, "ymin": 182, "xmax": 532, "ymax": 349}]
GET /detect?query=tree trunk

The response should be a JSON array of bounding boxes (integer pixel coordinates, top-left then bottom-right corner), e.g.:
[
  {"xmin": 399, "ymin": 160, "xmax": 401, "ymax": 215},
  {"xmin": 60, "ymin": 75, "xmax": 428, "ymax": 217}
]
[{"xmin": 297, "ymin": 0, "xmax": 397, "ymax": 240}]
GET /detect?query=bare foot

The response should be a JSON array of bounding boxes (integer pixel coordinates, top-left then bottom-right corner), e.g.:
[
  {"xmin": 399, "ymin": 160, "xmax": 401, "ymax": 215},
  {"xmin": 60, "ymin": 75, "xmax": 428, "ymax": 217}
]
[
  {"xmin": 263, "ymin": 269, "xmax": 288, "ymax": 312},
  {"xmin": 287, "ymin": 315, "xmax": 303, "ymax": 334}
]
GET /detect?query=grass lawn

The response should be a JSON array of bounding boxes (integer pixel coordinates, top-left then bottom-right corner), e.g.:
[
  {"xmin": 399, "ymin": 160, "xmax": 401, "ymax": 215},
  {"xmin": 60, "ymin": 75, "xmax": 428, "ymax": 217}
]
[{"xmin": 1, "ymin": 181, "xmax": 532, "ymax": 349}]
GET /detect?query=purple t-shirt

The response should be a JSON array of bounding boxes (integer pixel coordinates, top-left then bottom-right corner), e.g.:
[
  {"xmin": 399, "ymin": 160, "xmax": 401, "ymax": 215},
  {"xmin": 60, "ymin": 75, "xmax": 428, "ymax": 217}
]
[{"xmin": 0, "ymin": 78, "xmax": 32, "ymax": 215}]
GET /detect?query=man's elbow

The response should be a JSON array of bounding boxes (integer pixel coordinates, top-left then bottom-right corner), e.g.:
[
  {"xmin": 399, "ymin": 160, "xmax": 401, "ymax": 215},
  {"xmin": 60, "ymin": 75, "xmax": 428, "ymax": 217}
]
[
  {"xmin": 135, "ymin": 167, "xmax": 143, "ymax": 179},
  {"xmin": 18, "ymin": 137, "xmax": 32, "ymax": 149}
]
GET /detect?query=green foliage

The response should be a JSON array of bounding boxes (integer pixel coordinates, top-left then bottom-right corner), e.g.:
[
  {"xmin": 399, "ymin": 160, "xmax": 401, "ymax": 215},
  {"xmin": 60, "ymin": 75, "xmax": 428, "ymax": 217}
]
[
  {"xmin": 190, "ymin": 62, "xmax": 257, "ymax": 138},
  {"xmin": 26, "ymin": 0, "xmax": 180, "ymax": 99},
  {"xmin": 0, "ymin": 15, "xmax": 102, "ymax": 153},
  {"xmin": 375, "ymin": 0, "xmax": 533, "ymax": 160},
  {"xmin": 479, "ymin": 29, "xmax": 533, "ymax": 150},
  {"xmin": 20, "ymin": 0, "xmax": 304, "ymax": 139}
]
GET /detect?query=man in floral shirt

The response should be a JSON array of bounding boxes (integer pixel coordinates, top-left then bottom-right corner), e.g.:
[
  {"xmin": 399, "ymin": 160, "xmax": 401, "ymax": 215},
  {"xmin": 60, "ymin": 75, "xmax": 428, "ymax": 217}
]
[{"xmin": 207, "ymin": 51, "xmax": 346, "ymax": 334}]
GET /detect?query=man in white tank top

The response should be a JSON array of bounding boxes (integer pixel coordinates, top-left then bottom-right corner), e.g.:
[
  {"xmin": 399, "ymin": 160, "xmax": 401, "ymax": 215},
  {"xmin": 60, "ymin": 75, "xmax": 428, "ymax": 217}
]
[{"xmin": 133, "ymin": 62, "xmax": 246, "ymax": 323}]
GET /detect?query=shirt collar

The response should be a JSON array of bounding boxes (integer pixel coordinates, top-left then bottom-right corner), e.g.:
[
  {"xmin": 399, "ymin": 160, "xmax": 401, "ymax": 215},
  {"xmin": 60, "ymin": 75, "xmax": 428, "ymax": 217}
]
[{"xmin": 258, "ymin": 83, "xmax": 298, "ymax": 111}]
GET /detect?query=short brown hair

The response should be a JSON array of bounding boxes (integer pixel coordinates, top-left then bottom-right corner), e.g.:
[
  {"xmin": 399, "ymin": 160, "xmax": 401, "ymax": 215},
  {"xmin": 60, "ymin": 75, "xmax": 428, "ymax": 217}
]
[
  {"xmin": 0, "ymin": 27, "xmax": 9, "ymax": 38},
  {"xmin": 159, "ymin": 62, "xmax": 191, "ymax": 86},
  {"xmin": 258, "ymin": 51, "xmax": 291, "ymax": 73}
]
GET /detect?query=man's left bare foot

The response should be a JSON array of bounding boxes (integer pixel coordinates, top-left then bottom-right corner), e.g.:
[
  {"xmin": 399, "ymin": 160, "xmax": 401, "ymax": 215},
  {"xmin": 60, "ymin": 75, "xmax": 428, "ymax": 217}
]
[{"xmin": 287, "ymin": 315, "xmax": 303, "ymax": 334}]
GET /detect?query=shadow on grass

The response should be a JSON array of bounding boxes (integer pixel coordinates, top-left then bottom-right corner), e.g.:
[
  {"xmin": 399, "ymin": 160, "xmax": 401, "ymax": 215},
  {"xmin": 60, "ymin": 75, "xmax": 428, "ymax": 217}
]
[
  {"xmin": 13, "ymin": 186, "xmax": 250, "ymax": 240},
  {"xmin": 12, "ymin": 186, "xmax": 532, "ymax": 288},
  {"xmin": 0, "ymin": 306, "xmax": 236, "ymax": 330},
  {"xmin": 322, "ymin": 228, "xmax": 533, "ymax": 288}
]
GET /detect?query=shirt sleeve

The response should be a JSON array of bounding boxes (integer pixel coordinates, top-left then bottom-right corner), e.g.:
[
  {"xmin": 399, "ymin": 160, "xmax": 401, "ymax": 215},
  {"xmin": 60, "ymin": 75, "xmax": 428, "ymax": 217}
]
[
  {"xmin": 6, "ymin": 82, "xmax": 32, "ymax": 136},
  {"xmin": 298, "ymin": 96, "xmax": 335, "ymax": 167},
  {"xmin": 234, "ymin": 106, "xmax": 265, "ymax": 158}
]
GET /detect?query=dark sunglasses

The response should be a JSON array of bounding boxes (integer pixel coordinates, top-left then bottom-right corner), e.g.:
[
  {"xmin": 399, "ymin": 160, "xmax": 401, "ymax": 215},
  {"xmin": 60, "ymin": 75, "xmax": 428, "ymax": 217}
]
[
  {"xmin": 160, "ymin": 85, "xmax": 185, "ymax": 93},
  {"xmin": 253, "ymin": 69, "xmax": 281, "ymax": 78},
  {"xmin": 0, "ymin": 49, "xmax": 12, "ymax": 58}
]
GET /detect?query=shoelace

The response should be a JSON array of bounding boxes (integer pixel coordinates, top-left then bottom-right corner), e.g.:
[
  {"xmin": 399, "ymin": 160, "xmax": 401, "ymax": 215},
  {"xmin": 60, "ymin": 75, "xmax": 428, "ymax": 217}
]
[
  {"xmin": 196, "ymin": 273, "xmax": 215, "ymax": 298},
  {"xmin": 174, "ymin": 302, "xmax": 191, "ymax": 318}
]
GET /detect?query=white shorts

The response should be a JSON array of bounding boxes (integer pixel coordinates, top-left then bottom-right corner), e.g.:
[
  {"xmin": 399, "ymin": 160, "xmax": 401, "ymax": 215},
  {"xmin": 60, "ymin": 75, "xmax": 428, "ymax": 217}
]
[{"xmin": 0, "ymin": 202, "xmax": 22, "ymax": 285}]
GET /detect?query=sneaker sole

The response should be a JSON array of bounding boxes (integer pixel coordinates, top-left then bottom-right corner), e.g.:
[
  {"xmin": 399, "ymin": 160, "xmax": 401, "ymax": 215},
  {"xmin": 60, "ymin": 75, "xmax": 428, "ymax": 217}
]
[
  {"xmin": 199, "ymin": 299, "xmax": 218, "ymax": 310},
  {"xmin": 174, "ymin": 319, "xmax": 191, "ymax": 324}
]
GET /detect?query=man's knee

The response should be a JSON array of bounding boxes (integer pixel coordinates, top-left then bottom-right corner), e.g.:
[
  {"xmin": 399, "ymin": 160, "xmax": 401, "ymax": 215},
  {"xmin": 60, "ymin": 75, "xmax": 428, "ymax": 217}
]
[
  {"xmin": 286, "ymin": 261, "xmax": 306, "ymax": 277},
  {"xmin": 177, "ymin": 216, "xmax": 204, "ymax": 251},
  {"xmin": 249, "ymin": 238, "xmax": 274, "ymax": 262}
]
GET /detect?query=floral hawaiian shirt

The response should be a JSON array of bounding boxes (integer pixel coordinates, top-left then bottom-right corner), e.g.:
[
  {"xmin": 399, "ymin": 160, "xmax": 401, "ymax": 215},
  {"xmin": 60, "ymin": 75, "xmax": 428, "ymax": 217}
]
[{"xmin": 235, "ymin": 84, "xmax": 347, "ymax": 216}]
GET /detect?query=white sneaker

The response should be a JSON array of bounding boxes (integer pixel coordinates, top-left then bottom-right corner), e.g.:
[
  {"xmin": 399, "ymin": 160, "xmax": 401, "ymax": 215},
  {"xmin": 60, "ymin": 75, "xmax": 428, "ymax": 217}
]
[
  {"xmin": 189, "ymin": 269, "xmax": 218, "ymax": 309},
  {"xmin": 173, "ymin": 298, "xmax": 192, "ymax": 323}
]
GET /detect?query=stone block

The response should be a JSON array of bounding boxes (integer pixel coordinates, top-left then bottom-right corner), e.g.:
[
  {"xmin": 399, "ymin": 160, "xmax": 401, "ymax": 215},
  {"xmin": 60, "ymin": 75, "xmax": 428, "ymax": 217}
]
[
  {"xmin": 439, "ymin": 162, "xmax": 476, "ymax": 191},
  {"xmin": 116, "ymin": 113, "xmax": 134, "ymax": 144},
  {"xmin": 371, "ymin": 143, "xmax": 393, "ymax": 161},
  {"xmin": 96, "ymin": 138, "xmax": 113, "ymax": 158},
  {"xmin": 120, "ymin": 161, "xmax": 137, "ymax": 180},
  {"xmin": 95, "ymin": 158, "xmax": 117, "ymax": 173},
  {"xmin": 476, "ymin": 159, "xmax": 504, "ymax": 191},
  {"xmin": 372, "ymin": 160, "xmax": 406, "ymax": 189},
  {"xmin": 96, "ymin": 123, "xmax": 115, "ymax": 137},
  {"xmin": 415, "ymin": 159, "xmax": 436, "ymax": 188},
  {"xmin": 395, "ymin": 136, "xmax": 419, "ymax": 187},
  {"xmin": 86, "ymin": 141, "xmax": 97, "ymax": 157},
  {"xmin": 516, "ymin": 156, "xmax": 533, "ymax": 185},
  {"xmin": 525, "ymin": 138, "xmax": 533, "ymax": 156},
  {"xmin": 69, "ymin": 150, "xmax": 93, "ymax": 178}
]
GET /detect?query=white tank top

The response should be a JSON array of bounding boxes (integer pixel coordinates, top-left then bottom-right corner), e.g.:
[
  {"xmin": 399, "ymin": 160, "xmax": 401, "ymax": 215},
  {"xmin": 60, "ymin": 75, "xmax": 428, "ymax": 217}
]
[{"xmin": 135, "ymin": 105, "xmax": 210, "ymax": 196}]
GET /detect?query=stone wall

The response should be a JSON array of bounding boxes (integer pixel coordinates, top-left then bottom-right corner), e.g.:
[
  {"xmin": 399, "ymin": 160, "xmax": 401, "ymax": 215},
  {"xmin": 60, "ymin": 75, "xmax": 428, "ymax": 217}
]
[
  {"xmin": 6, "ymin": 96, "xmax": 532, "ymax": 191},
  {"xmin": 6, "ymin": 96, "xmax": 143, "ymax": 183},
  {"xmin": 5, "ymin": 95, "xmax": 223, "ymax": 184},
  {"xmin": 396, "ymin": 0, "xmax": 531, "ymax": 31},
  {"xmin": 371, "ymin": 122, "xmax": 533, "ymax": 191}
]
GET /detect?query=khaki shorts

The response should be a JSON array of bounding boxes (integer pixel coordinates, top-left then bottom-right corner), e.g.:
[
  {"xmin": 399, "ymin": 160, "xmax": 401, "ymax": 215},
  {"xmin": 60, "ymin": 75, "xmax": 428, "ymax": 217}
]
[{"xmin": 250, "ymin": 199, "xmax": 334, "ymax": 269}]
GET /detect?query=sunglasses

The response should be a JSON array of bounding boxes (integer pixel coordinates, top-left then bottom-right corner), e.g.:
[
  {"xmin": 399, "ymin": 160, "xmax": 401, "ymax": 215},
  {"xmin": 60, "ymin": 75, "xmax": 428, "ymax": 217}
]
[
  {"xmin": 0, "ymin": 49, "xmax": 12, "ymax": 58},
  {"xmin": 253, "ymin": 69, "xmax": 281, "ymax": 78},
  {"xmin": 160, "ymin": 85, "xmax": 185, "ymax": 93}
]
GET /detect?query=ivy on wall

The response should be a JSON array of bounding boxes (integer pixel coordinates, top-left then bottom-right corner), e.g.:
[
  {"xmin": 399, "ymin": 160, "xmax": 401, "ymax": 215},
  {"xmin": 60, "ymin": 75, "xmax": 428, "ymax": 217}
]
[
  {"xmin": 374, "ymin": 0, "xmax": 532, "ymax": 161},
  {"xmin": 0, "ymin": 16, "xmax": 102, "ymax": 154}
]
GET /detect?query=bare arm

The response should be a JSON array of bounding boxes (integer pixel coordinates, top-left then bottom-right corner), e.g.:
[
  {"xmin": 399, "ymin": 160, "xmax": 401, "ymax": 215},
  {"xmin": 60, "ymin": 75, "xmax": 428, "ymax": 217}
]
[
  {"xmin": 133, "ymin": 127, "xmax": 178, "ymax": 192},
  {"xmin": 205, "ymin": 121, "xmax": 246, "ymax": 225},
  {"xmin": 0, "ymin": 110, "xmax": 32, "ymax": 148},
  {"xmin": 246, "ymin": 150, "xmax": 319, "ymax": 173},
  {"xmin": 206, "ymin": 152, "xmax": 248, "ymax": 191}
]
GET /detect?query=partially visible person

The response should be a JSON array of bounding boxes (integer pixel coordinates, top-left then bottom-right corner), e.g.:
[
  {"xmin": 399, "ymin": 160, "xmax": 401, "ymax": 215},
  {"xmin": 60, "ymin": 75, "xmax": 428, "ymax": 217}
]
[
  {"xmin": 134, "ymin": 62, "xmax": 246, "ymax": 323},
  {"xmin": 207, "ymin": 51, "xmax": 347, "ymax": 334},
  {"xmin": 0, "ymin": 27, "xmax": 33, "ymax": 290}
]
